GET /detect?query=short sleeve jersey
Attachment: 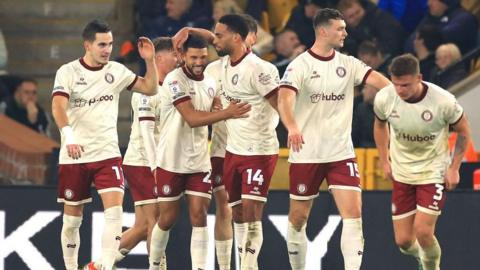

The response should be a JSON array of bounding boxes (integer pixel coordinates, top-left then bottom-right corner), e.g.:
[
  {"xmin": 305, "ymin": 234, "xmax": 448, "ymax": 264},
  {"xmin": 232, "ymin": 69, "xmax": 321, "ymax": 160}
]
[
  {"xmin": 374, "ymin": 82, "xmax": 464, "ymax": 184},
  {"xmin": 279, "ymin": 50, "xmax": 372, "ymax": 163},
  {"xmin": 156, "ymin": 67, "xmax": 217, "ymax": 173},
  {"xmin": 123, "ymin": 86, "xmax": 162, "ymax": 167},
  {"xmin": 52, "ymin": 58, "xmax": 137, "ymax": 164},
  {"xmin": 219, "ymin": 52, "xmax": 280, "ymax": 155},
  {"xmin": 205, "ymin": 60, "xmax": 227, "ymax": 158}
]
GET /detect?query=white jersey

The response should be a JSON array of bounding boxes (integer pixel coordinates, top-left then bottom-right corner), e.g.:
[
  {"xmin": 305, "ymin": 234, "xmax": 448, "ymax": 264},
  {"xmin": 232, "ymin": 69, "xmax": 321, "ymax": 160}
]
[
  {"xmin": 280, "ymin": 50, "xmax": 372, "ymax": 163},
  {"xmin": 205, "ymin": 60, "xmax": 227, "ymax": 158},
  {"xmin": 156, "ymin": 67, "xmax": 217, "ymax": 173},
  {"xmin": 374, "ymin": 82, "xmax": 464, "ymax": 185},
  {"xmin": 123, "ymin": 86, "xmax": 162, "ymax": 167},
  {"xmin": 52, "ymin": 58, "xmax": 137, "ymax": 164},
  {"xmin": 218, "ymin": 52, "xmax": 280, "ymax": 155}
]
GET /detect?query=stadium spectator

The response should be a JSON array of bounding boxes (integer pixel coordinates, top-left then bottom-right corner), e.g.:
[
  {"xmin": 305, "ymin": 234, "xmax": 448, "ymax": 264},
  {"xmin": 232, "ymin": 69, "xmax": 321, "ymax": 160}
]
[
  {"xmin": 405, "ymin": 0, "xmax": 478, "ymax": 55},
  {"xmin": 352, "ymin": 85, "xmax": 376, "ymax": 148},
  {"xmin": 338, "ymin": 0, "xmax": 407, "ymax": 57},
  {"xmin": 0, "ymin": 78, "xmax": 50, "ymax": 136},
  {"xmin": 430, "ymin": 43, "xmax": 468, "ymax": 89},
  {"xmin": 272, "ymin": 29, "xmax": 306, "ymax": 77},
  {"xmin": 0, "ymin": 29, "xmax": 9, "ymax": 102},
  {"xmin": 357, "ymin": 41, "xmax": 391, "ymax": 75},
  {"xmin": 413, "ymin": 24, "xmax": 444, "ymax": 81},
  {"xmin": 377, "ymin": 0, "xmax": 428, "ymax": 33}
]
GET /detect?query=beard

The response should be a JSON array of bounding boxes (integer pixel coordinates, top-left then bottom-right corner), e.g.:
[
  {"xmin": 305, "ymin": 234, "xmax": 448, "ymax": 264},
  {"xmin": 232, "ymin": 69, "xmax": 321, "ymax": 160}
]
[{"xmin": 216, "ymin": 46, "xmax": 230, "ymax": 57}]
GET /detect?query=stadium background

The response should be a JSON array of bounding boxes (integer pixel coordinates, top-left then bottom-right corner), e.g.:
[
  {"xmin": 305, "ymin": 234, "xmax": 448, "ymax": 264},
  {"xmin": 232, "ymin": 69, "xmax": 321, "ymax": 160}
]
[{"xmin": 0, "ymin": 0, "xmax": 480, "ymax": 269}]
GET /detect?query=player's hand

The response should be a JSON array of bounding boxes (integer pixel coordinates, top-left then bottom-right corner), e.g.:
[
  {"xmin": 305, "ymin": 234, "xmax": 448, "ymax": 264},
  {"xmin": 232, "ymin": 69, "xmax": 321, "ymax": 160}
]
[
  {"xmin": 172, "ymin": 27, "xmax": 191, "ymax": 55},
  {"xmin": 287, "ymin": 126, "xmax": 304, "ymax": 152},
  {"xmin": 382, "ymin": 161, "xmax": 394, "ymax": 181},
  {"xmin": 445, "ymin": 167, "xmax": 460, "ymax": 191},
  {"xmin": 212, "ymin": 96, "xmax": 223, "ymax": 111},
  {"xmin": 137, "ymin": 37, "xmax": 155, "ymax": 61},
  {"xmin": 225, "ymin": 101, "xmax": 251, "ymax": 118},
  {"xmin": 66, "ymin": 144, "xmax": 84, "ymax": 160}
]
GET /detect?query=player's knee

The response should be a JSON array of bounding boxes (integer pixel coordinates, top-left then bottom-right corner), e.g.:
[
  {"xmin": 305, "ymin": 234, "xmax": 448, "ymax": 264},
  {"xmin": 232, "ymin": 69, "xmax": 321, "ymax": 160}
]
[
  {"xmin": 414, "ymin": 224, "xmax": 434, "ymax": 244},
  {"xmin": 189, "ymin": 209, "xmax": 208, "ymax": 227},
  {"xmin": 289, "ymin": 210, "xmax": 309, "ymax": 229},
  {"xmin": 395, "ymin": 237, "xmax": 414, "ymax": 250},
  {"xmin": 232, "ymin": 205, "xmax": 243, "ymax": 223}
]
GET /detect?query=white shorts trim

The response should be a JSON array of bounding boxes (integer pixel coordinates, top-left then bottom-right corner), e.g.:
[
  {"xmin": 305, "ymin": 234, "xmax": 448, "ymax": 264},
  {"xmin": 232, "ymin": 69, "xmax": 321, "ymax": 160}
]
[
  {"xmin": 328, "ymin": 185, "xmax": 362, "ymax": 192},
  {"xmin": 392, "ymin": 209, "xmax": 417, "ymax": 220},
  {"xmin": 97, "ymin": 187, "xmax": 125, "ymax": 194},
  {"xmin": 213, "ymin": 185, "xmax": 225, "ymax": 193},
  {"xmin": 157, "ymin": 193, "xmax": 184, "ymax": 202},
  {"xmin": 57, "ymin": 198, "xmax": 93, "ymax": 205},
  {"xmin": 228, "ymin": 200, "xmax": 242, "ymax": 208},
  {"xmin": 290, "ymin": 193, "xmax": 319, "ymax": 201},
  {"xmin": 241, "ymin": 195, "xmax": 267, "ymax": 202},
  {"xmin": 185, "ymin": 190, "xmax": 212, "ymax": 199},
  {"xmin": 417, "ymin": 205, "xmax": 441, "ymax": 216},
  {"xmin": 134, "ymin": 198, "xmax": 158, "ymax": 206}
]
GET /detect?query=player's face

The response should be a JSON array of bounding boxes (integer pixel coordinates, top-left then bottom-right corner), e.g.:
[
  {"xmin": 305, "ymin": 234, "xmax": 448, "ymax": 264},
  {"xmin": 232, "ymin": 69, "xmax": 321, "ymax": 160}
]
[
  {"xmin": 213, "ymin": 23, "xmax": 235, "ymax": 56},
  {"xmin": 391, "ymin": 74, "xmax": 423, "ymax": 101},
  {"xmin": 156, "ymin": 49, "xmax": 178, "ymax": 74},
  {"xmin": 85, "ymin": 32, "xmax": 113, "ymax": 65},
  {"xmin": 323, "ymin": 19, "xmax": 348, "ymax": 49},
  {"xmin": 182, "ymin": 47, "xmax": 208, "ymax": 76}
]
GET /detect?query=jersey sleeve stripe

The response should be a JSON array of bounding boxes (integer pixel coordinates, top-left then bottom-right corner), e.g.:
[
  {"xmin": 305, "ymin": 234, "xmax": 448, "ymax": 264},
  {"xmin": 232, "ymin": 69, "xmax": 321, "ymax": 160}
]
[
  {"xmin": 450, "ymin": 112, "xmax": 464, "ymax": 126},
  {"xmin": 173, "ymin": 96, "xmax": 191, "ymax": 106},
  {"xmin": 374, "ymin": 113, "xmax": 387, "ymax": 122},
  {"xmin": 280, "ymin": 85, "xmax": 298, "ymax": 93},
  {"xmin": 264, "ymin": 87, "xmax": 279, "ymax": 99},
  {"xmin": 139, "ymin": 116, "xmax": 156, "ymax": 121},
  {"xmin": 361, "ymin": 68, "xmax": 373, "ymax": 85},
  {"xmin": 127, "ymin": 75, "xmax": 139, "ymax": 90},
  {"xmin": 52, "ymin": 91, "xmax": 70, "ymax": 99}
]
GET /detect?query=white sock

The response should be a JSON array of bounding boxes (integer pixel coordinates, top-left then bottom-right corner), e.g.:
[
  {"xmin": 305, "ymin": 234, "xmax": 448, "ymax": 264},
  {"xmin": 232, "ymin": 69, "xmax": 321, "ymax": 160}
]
[
  {"xmin": 287, "ymin": 222, "xmax": 307, "ymax": 270},
  {"xmin": 149, "ymin": 224, "xmax": 170, "ymax": 270},
  {"xmin": 420, "ymin": 238, "xmax": 441, "ymax": 270},
  {"xmin": 61, "ymin": 214, "xmax": 82, "ymax": 270},
  {"xmin": 114, "ymin": 248, "xmax": 130, "ymax": 263},
  {"xmin": 100, "ymin": 206, "xmax": 122, "ymax": 270},
  {"xmin": 191, "ymin": 226, "xmax": 209, "ymax": 270},
  {"xmin": 399, "ymin": 240, "xmax": 420, "ymax": 258},
  {"xmin": 234, "ymin": 223, "xmax": 246, "ymax": 261},
  {"xmin": 241, "ymin": 221, "xmax": 263, "ymax": 270},
  {"xmin": 216, "ymin": 239, "xmax": 233, "ymax": 270},
  {"xmin": 340, "ymin": 218, "xmax": 364, "ymax": 270}
]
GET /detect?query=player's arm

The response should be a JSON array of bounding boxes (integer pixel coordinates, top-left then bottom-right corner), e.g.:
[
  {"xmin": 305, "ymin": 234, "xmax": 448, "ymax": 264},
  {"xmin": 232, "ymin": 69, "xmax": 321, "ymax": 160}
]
[
  {"xmin": 365, "ymin": 70, "xmax": 391, "ymax": 90},
  {"xmin": 173, "ymin": 27, "xmax": 215, "ymax": 51},
  {"xmin": 278, "ymin": 87, "xmax": 304, "ymax": 152},
  {"xmin": 51, "ymin": 95, "xmax": 84, "ymax": 159},
  {"xmin": 130, "ymin": 37, "xmax": 159, "ymax": 96},
  {"xmin": 266, "ymin": 91, "xmax": 279, "ymax": 111},
  {"xmin": 445, "ymin": 114, "xmax": 471, "ymax": 190},
  {"xmin": 175, "ymin": 99, "xmax": 251, "ymax": 128},
  {"xmin": 373, "ymin": 117, "xmax": 393, "ymax": 181}
]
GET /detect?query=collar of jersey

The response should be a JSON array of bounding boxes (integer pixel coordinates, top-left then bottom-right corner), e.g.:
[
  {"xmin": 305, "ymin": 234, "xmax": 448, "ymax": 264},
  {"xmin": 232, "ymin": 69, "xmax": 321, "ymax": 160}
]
[
  {"xmin": 405, "ymin": 83, "xmax": 428, "ymax": 104},
  {"xmin": 307, "ymin": 49, "xmax": 335, "ymax": 61},
  {"xmin": 79, "ymin": 58, "xmax": 104, "ymax": 71},
  {"xmin": 230, "ymin": 49, "xmax": 251, "ymax": 67},
  {"xmin": 182, "ymin": 66, "xmax": 204, "ymax": 81}
]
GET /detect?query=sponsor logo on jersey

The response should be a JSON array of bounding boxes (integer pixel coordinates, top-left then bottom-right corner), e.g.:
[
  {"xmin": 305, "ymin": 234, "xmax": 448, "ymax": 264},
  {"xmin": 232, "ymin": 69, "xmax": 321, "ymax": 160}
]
[
  {"xmin": 189, "ymin": 88, "xmax": 196, "ymax": 96},
  {"xmin": 397, "ymin": 133, "xmax": 436, "ymax": 142},
  {"xmin": 53, "ymin": 86, "xmax": 65, "ymax": 91},
  {"xmin": 421, "ymin": 110, "xmax": 433, "ymax": 122},
  {"xmin": 310, "ymin": 92, "xmax": 345, "ymax": 103},
  {"xmin": 390, "ymin": 110, "xmax": 400, "ymax": 118},
  {"xmin": 258, "ymin": 73, "xmax": 272, "ymax": 85},
  {"xmin": 336, "ymin": 66, "xmax": 346, "ymax": 78},
  {"xmin": 231, "ymin": 74, "xmax": 239, "ymax": 85},
  {"xmin": 105, "ymin": 73, "xmax": 115, "ymax": 84},
  {"xmin": 64, "ymin": 189, "xmax": 74, "ymax": 200},
  {"xmin": 310, "ymin": 70, "xmax": 321, "ymax": 79},
  {"xmin": 297, "ymin": 184, "xmax": 307, "ymax": 194},
  {"xmin": 220, "ymin": 91, "xmax": 241, "ymax": 103},
  {"xmin": 76, "ymin": 77, "xmax": 87, "ymax": 85},
  {"xmin": 141, "ymin": 95, "xmax": 149, "ymax": 105}
]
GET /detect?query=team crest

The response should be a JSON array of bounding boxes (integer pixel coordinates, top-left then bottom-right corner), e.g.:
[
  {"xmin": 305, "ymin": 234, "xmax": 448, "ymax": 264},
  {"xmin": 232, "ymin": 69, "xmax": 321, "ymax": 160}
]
[
  {"xmin": 231, "ymin": 74, "xmax": 239, "ymax": 85},
  {"xmin": 215, "ymin": 175, "xmax": 222, "ymax": 184},
  {"xmin": 162, "ymin": 185, "xmax": 171, "ymax": 195},
  {"xmin": 421, "ymin": 110, "xmax": 433, "ymax": 122},
  {"xmin": 64, "ymin": 189, "xmax": 74, "ymax": 199},
  {"xmin": 297, "ymin": 184, "xmax": 307, "ymax": 194},
  {"xmin": 208, "ymin": 87, "xmax": 215, "ymax": 97},
  {"xmin": 104, "ymin": 73, "xmax": 114, "ymax": 84},
  {"xmin": 336, "ymin": 67, "xmax": 346, "ymax": 78}
]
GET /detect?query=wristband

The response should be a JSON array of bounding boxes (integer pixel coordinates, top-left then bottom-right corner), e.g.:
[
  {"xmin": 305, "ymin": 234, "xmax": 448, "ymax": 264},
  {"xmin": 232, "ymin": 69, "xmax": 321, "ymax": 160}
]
[{"xmin": 61, "ymin": 126, "xmax": 75, "ymax": 145}]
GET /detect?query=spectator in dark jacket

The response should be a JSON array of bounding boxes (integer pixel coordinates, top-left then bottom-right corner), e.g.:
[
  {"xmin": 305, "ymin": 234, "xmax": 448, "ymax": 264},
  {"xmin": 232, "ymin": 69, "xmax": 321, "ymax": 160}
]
[
  {"xmin": 405, "ymin": 0, "xmax": 478, "ymax": 54},
  {"xmin": 272, "ymin": 29, "xmax": 306, "ymax": 77},
  {"xmin": 357, "ymin": 41, "xmax": 391, "ymax": 76},
  {"xmin": 338, "ymin": 0, "xmax": 407, "ymax": 57},
  {"xmin": 413, "ymin": 24, "xmax": 444, "ymax": 81},
  {"xmin": 430, "ymin": 43, "xmax": 468, "ymax": 89}
]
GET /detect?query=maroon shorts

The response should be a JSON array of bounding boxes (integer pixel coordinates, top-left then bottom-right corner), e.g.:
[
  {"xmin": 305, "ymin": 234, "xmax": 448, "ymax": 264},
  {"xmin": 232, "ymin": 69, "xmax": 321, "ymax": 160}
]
[
  {"xmin": 210, "ymin": 157, "xmax": 225, "ymax": 192},
  {"xmin": 156, "ymin": 167, "xmax": 211, "ymax": 201},
  {"xmin": 392, "ymin": 181, "xmax": 446, "ymax": 219},
  {"xmin": 289, "ymin": 158, "xmax": 361, "ymax": 200},
  {"xmin": 123, "ymin": 165, "xmax": 157, "ymax": 206},
  {"xmin": 57, "ymin": 157, "xmax": 125, "ymax": 205},
  {"xmin": 223, "ymin": 151, "xmax": 278, "ymax": 207}
]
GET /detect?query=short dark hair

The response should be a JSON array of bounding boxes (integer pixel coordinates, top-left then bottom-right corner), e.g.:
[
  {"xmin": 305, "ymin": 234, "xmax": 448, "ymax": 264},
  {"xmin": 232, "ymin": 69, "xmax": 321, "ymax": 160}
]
[
  {"xmin": 358, "ymin": 41, "xmax": 381, "ymax": 56},
  {"xmin": 152, "ymin": 37, "xmax": 173, "ymax": 53},
  {"xmin": 218, "ymin": 14, "xmax": 249, "ymax": 40},
  {"xmin": 417, "ymin": 24, "xmax": 444, "ymax": 52},
  {"xmin": 240, "ymin": 14, "xmax": 258, "ymax": 34},
  {"xmin": 313, "ymin": 8, "xmax": 344, "ymax": 29},
  {"xmin": 389, "ymin": 54, "xmax": 420, "ymax": 77},
  {"xmin": 182, "ymin": 34, "xmax": 208, "ymax": 51},
  {"xmin": 82, "ymin": 19, "xmax": 111, "ymax": 41},
  {"xmin": 14, "ymin": 77, "xmax": 37, "ymax": 92}
]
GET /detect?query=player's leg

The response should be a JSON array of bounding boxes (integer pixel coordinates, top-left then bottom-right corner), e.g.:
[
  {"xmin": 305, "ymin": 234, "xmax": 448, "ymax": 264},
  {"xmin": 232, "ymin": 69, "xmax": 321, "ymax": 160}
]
[
  {"xmin": 328, "ymin": 158, "xmax": 364, "ymax": 270},
  {"xmin": 287, "ymin": 163, "xmax": 324, "ymax": 270},
  {"xmin": 62, "ymin": 205, "xmax": 84, "ymax": 270}
]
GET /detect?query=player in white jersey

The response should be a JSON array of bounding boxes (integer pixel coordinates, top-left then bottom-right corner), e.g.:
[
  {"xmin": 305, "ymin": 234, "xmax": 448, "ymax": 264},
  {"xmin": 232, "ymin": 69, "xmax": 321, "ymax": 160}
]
[
  {"xmin": 51, "ymin": 20, "xmax": 158, "ymax": 270},
  {"xmin": 277, "ymin": 9, "xmax": 391, "ymax": 270},
  {"xmin": 148, "ymin": 35, "xmax": 251, "ymax": 270},
  {"xmin": 373, "ymin": 54, "xmax": 471, "ymax": 270}
]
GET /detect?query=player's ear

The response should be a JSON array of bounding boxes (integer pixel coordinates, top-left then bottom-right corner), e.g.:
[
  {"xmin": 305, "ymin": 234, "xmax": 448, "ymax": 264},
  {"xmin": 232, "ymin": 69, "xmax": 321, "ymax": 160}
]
[
  {"xmin": 418, "ymin": 73, "xmax": 423, "ymax": 82},
  {"xmin": 83, "ymin": 40, "xmax": 91, "ymax": 52}
]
